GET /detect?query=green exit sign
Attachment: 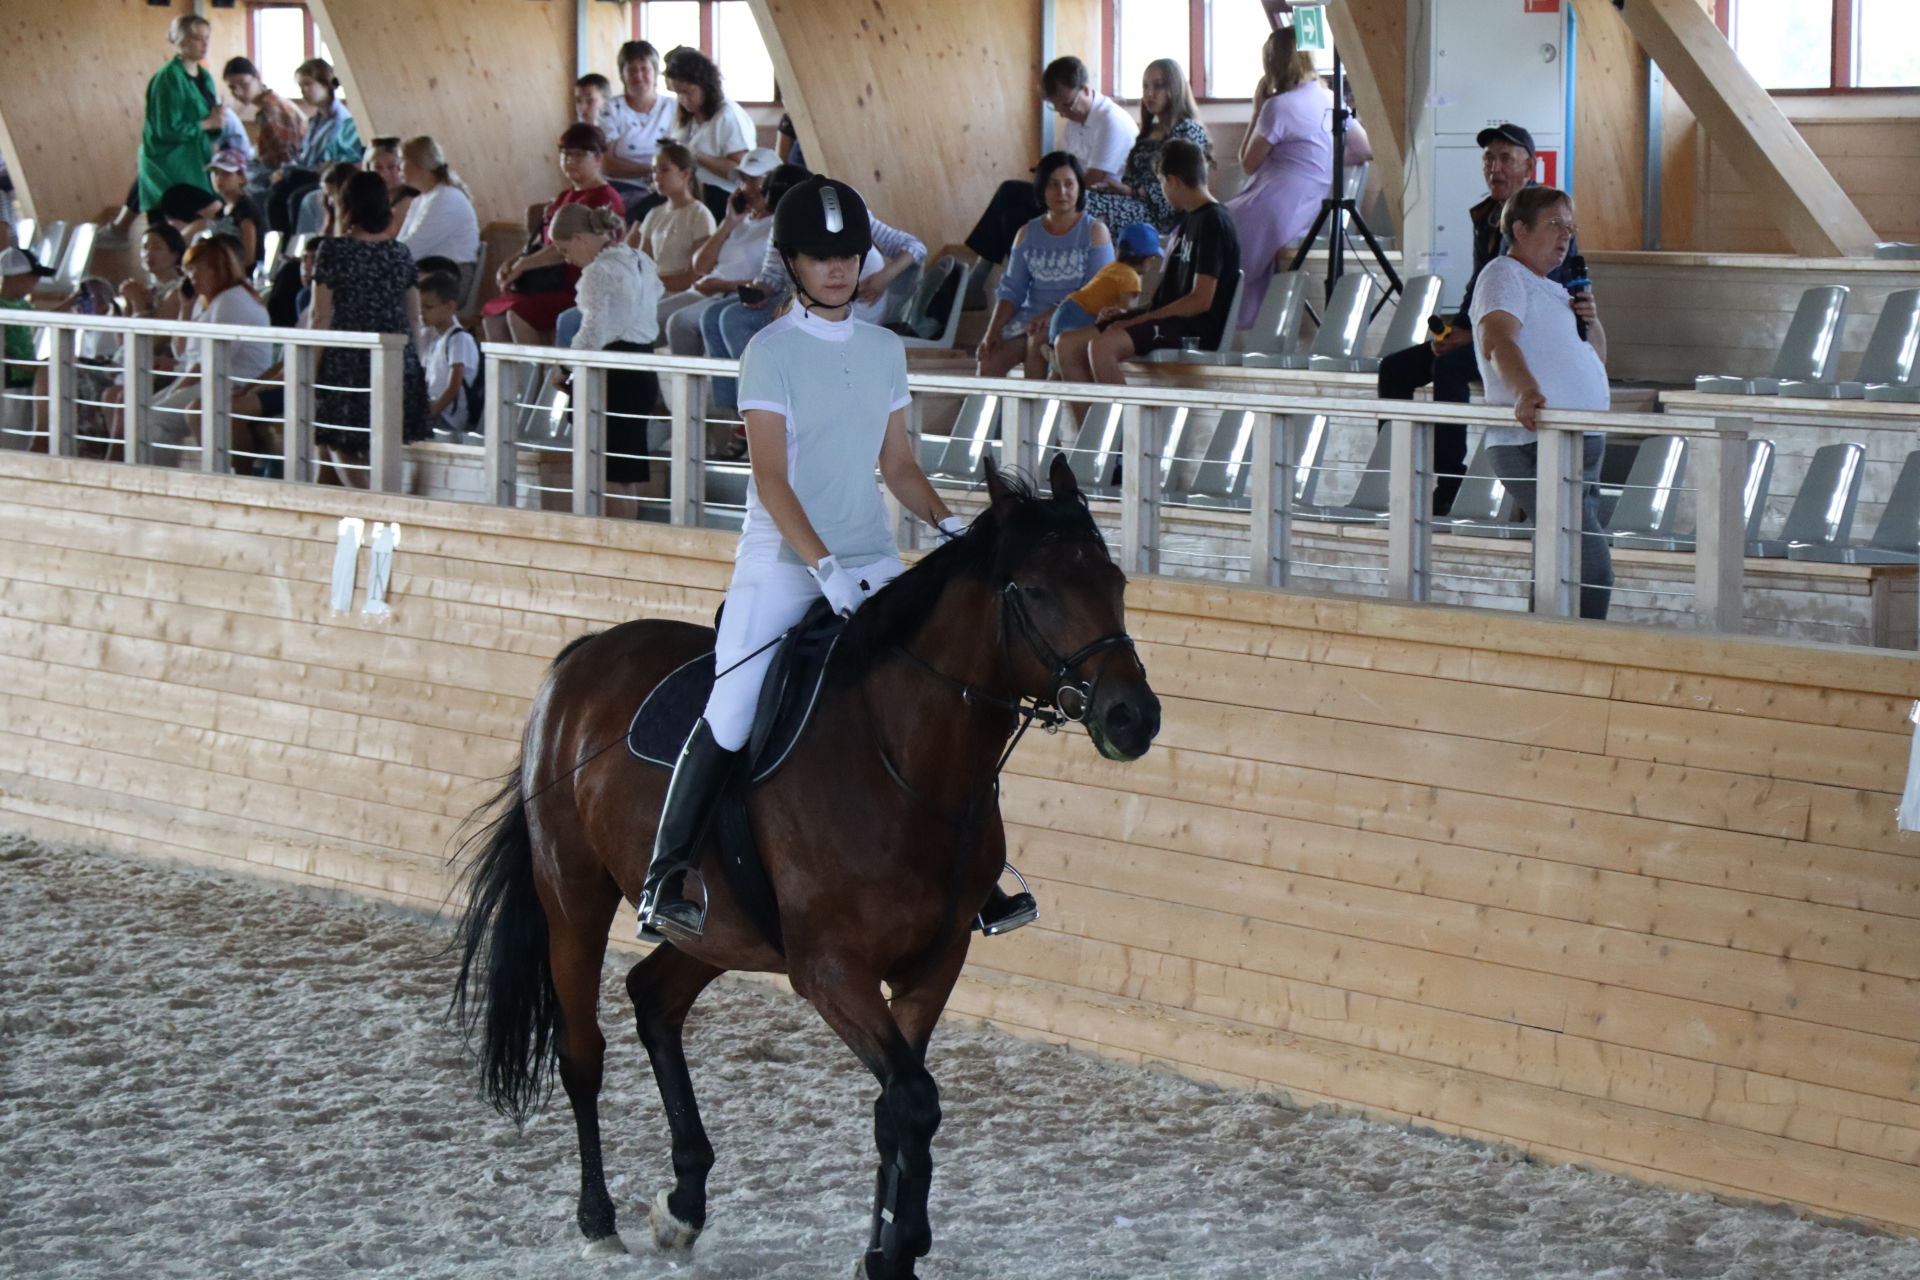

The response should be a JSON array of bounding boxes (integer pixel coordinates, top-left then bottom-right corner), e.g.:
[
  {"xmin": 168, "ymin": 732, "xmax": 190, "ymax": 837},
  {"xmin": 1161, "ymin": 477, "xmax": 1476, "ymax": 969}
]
[{"xmin": 1293, "ymin": 9, "xmax": 1328, "ymax": 51}]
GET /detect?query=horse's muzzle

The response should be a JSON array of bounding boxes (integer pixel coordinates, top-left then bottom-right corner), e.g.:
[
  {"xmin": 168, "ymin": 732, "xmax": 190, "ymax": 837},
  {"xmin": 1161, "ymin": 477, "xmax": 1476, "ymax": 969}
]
[{"xmin": 1090, "ymin": 685, "xmax": 1161, "ymax": 761}]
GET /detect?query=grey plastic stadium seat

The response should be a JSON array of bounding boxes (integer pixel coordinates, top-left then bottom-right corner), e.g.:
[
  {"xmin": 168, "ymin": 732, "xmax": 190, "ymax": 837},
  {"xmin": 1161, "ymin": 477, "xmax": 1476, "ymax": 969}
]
[
  {"xmin": 1170, "ymin": 410, "xmax": 1257, "ymax": 506},
  {"xmin": 1694, "ymin": 286, "xmax": 1848, "ymax": 395},
  {"xmin": 1613, "ymin": 439, "xmax": 1774, "ymax": 553},
  {"xmin": 1875, "ymin": 243, "xmax": 1920, "ymax": 260},
  {"xmin": 1780, "ymin": 289, "xmax": 1920, "ymax": 400},
  {"xmin": 925, "ymin": 392, "xmax": 999, "ymax": 481},
  {"xmin": 33, "ymin": 220, "xmax": 68, "ymax": 271},
  {"xmin": 1173, "ymin": 270, "xmax": 1309, "ymax": 367},
  {"xmin": 1445, "ymin": 448, "xmax": 1529, "ymax": 539},
  {"xmin": 901, "ymin": 258, "xmax": 975, "ymax": 350},
  {"xmin": 1299, "ymin": 428, "xmax": 1390, "ymax": 523},
  {"xmin": 1138, "ymin": 273, "xmax": 1246, "ymax": 363},
  {"xmin": 12, "ymin": 219, "xmax": 35, "ymax": 258},
  {"xmin": 1060, "ymin": 402, "xmax": 1123, "ymax": 496},
  {"xmin": 252, "ymin": 230, "xmax": 283, "ymax": 291},
  {"xmin": 875, "ymin": 261, "xmax": 921, "ymax": 329},
  {"xmin": 43, "ymin": 222, "xmax": 95, "ymax": 294},
  {"xmin": 1246, "ymin": 272, "xmax": 1376, "ymax": 370},
  {"xmin": 1749, "ymin": 441, "xmax": 1865, "ymax": 558},
  {"xmin": 1788, "ymin": 449, "xmax": 1920, "ymax": 565},
  {"xmin": 1311, "ymin": 274, "xmax": 1445, "ymax": 374},
  {"xmin": 700, "ymin": 463, "xmax": 751, "ymax": 531},
  {"xmin": 1601, "ymin": 435, "xmax": 1689, "ymax": 544}
]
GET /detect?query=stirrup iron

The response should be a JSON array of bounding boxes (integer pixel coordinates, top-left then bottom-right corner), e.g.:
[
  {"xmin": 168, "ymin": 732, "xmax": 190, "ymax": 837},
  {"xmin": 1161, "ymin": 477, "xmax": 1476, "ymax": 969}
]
[{"xmin": 976, "ymin": 864, "xmax": 1039, "ymax": 937}]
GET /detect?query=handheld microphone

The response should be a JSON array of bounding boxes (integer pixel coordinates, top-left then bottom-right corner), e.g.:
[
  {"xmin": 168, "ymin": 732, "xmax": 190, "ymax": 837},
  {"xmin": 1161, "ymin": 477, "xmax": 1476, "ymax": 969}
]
[{"xmin": 1565, "ymin": 255, "xmax": 1592, "ymax": 343}]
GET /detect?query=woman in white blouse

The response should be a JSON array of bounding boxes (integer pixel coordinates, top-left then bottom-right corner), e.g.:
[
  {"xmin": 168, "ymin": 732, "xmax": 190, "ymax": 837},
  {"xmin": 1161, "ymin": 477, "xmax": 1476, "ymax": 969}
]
[
  {"xmin": 551, "ymin": 202, "xmax": 665, "ymax": 511},
  {"xmin": 397, "ymin": 136, "xmax": 481, "ymax": 297},
  {"xmin": 662, "ymin": 47, "xmax": 754, "ymax": 222}
]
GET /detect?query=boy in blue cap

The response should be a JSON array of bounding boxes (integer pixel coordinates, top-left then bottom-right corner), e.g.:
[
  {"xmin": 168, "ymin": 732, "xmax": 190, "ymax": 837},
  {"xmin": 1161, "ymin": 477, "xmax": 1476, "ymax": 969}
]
[{"xmin": 1048, "ymin": 221, "xmax": 1160, "ymax": 351}]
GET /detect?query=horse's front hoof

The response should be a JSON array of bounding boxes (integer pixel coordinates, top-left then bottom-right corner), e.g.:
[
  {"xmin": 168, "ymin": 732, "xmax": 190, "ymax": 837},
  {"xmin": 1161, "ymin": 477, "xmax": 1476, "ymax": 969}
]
[
  {"xmin": 856, "ymin": 1250, "xmax": 916, "ymax": 1280},
  {"xmin": 648, "ymin": 1188, "xmax": 702, "ymax": 1251},
  {"xmin": 580, "ymin": 1233, "xmax": 628, "ymax": 1259}
]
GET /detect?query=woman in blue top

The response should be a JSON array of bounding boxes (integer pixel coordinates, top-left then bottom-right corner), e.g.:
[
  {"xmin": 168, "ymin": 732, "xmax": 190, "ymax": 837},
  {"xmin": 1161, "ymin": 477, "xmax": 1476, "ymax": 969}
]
[
  {"xmin": 641, "ymin": 176, "xmax": 1036, "ymax": 943},
  {"xmin": 974, "ymin": 152, "xmax": 1113, "ymax": 380},
  {"xmin": 265, "ymin": 59, "xmax": 364, "ymax": 233}
]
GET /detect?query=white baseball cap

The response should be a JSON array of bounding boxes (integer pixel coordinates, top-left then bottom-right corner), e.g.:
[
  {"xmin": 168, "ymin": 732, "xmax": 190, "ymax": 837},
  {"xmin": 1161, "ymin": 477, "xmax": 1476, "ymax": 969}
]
[{"xmin": 730, "ymin": 148, "xmax": 781, "ymax": 182}]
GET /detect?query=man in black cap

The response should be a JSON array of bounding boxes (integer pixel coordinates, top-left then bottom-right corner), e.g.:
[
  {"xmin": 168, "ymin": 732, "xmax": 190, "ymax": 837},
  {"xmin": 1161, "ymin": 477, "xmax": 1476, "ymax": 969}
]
[{"xmin": 1377, "ymin": 122, "xmax": 1580, "ymax": 515}]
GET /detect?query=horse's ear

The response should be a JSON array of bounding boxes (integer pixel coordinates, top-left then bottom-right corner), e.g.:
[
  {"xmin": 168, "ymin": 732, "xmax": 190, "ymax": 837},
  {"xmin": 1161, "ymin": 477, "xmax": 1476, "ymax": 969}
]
[
  {"xmin": 1048, "ymin": 451, "xmax": 1081, "ymax": 503},
  {"xmin": 983, "ymin": 455, "xmax": 1014, "ymax": 505}
]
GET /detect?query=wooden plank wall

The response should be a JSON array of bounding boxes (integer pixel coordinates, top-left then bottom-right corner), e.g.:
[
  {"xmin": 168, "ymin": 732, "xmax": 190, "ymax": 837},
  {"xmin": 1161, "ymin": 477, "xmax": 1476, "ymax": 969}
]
[
  {"xmin": 3, "ymin": 450, "xmax": 1920, "ymax": 1234},
  {"xmin": 307, "ymin": 0, "xmax": 578, "ymax": 230},
  {"xmin": 751, "ymin": 0, "xmax": 1039, "ymax": 252},
  {"xmin": 1697, "ymin": 115, "xmax": 1920, "ymax": 254},
  {"xmin": 0, "ymin": 0, "xmax": 248, "ymax": 223}
]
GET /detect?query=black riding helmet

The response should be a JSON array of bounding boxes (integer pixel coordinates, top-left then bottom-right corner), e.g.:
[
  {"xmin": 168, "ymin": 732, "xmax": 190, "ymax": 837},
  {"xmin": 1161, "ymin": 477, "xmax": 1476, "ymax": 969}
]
[{"xmin": 771, "ymin": 174, "xmax": 873, "ymax": 261}]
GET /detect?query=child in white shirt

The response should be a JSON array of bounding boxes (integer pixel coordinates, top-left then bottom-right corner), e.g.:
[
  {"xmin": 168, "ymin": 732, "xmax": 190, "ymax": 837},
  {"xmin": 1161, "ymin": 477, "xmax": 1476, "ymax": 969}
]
[{"xmin": 420, "ymin": 270, "xmax": 480, "ymax": 434}]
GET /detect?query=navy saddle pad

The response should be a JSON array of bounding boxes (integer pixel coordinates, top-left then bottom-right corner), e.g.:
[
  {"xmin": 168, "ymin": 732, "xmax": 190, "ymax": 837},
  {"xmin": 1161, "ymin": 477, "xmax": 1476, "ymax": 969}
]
[{"xmin": 627, "ymin": 602, "xmax": 846, "ymax": 784}]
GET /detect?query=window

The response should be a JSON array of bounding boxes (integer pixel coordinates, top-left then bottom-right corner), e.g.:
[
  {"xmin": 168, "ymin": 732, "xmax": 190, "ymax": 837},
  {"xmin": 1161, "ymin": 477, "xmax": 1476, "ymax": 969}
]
[
  {"xmin": 247, "ymin": 3, "xmax": 331, "ymax": 98},
  {"xmin": 1718, "ymin": 0, "xmax": 1920, "ymax": 91},
  {"xmin": 1104, "ymin": 0, "xmax": 1332, "ymax": 101},
  {"xmin": 635, "ymin": 0, "xmax": 778, "ymax": 103}
]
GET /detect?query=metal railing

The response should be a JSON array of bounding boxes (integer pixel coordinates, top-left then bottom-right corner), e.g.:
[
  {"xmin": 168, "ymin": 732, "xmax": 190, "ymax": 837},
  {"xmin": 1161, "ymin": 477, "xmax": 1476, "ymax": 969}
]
[
  {"xmin": 9, "ymin": 307, "xmax": 1895, "ymax": 636},
  {"xmin": 1, "ymin": 310, "xmax": 406, "ymax": 488}
]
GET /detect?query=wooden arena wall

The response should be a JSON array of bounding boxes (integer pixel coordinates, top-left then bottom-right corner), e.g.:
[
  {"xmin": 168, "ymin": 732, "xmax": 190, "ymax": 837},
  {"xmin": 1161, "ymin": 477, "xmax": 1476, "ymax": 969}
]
[
  {"xmin": 0, "ymin": 0, "xmax": 249, "ymax": 224},
  {"xmin": 3, "ymin": 451, "xmax": 1920, "ymax": 1234}
]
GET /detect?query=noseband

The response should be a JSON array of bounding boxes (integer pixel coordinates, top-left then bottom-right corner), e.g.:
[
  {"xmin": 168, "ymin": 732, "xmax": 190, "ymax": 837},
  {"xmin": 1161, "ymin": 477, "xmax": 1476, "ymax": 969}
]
[{"xmin": 998, "ymin": 581, "xmax": 1135, "ymax": 723}]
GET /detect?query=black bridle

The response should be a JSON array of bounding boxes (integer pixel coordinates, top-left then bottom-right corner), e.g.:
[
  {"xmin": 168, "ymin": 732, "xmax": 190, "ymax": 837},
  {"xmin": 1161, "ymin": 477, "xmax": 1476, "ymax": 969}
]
[{"xmin": 996, "ymin": 580, "xmax": 1137, "ymax": 725}]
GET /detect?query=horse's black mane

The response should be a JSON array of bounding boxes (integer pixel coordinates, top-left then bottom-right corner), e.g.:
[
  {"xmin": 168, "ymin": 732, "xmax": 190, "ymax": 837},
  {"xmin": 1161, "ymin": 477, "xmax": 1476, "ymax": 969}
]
[{"xmin": 831, "ymin": 471, "xmax": 1107, "ymax": 682}]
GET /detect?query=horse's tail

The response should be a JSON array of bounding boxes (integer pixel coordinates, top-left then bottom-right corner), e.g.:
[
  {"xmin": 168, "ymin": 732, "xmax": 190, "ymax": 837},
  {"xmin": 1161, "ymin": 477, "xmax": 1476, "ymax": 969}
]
[{"xmin": 450, "ymin": 767, "xmax": 561, "ymax": 1126}]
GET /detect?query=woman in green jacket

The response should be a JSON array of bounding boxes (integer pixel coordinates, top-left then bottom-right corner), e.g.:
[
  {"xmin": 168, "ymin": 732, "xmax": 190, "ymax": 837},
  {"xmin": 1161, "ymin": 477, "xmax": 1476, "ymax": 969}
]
[{"xmin": 136, "ymin": 14, "xmax": 222, "ymax": 215}]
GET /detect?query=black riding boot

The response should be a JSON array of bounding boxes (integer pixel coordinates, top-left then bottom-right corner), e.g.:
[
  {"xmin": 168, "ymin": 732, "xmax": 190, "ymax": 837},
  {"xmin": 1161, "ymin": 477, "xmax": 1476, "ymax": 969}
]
[
  {"xmin": 975, "ymin": 867, "xmax": 1039, "ymax": 936},
  {"xmin": 640, "ymin": 718, "xmax": 734, "ymax": 942}
]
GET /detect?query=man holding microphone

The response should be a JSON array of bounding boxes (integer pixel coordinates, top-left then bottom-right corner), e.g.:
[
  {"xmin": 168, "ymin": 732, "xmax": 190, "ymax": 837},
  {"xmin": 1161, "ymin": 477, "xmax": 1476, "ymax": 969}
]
[
  {"xmin": 1470, "ymin": 185, "xmax": 1613, "ymax": 621},
  {"xmin": 1377, "ymin": 123, "xmax": 1580, "ymax": 515}
]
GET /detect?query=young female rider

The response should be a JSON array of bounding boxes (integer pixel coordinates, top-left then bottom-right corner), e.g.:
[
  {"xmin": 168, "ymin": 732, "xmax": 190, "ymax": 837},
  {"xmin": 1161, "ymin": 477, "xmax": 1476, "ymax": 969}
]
[{"xmin": 640, "ymin": 175, "xmax": 1037, "ymax": 942}]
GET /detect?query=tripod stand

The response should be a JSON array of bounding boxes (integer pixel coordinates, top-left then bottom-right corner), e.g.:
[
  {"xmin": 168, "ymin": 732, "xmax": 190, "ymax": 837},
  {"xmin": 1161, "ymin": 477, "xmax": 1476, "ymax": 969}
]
[{"xmin": 1285, "ymin": 48, "xmax": 1400, "ymax": 311}]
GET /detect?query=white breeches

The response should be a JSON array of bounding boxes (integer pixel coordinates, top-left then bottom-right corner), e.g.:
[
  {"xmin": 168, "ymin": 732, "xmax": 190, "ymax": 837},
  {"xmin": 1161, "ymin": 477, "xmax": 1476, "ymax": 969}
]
[{"xmin": 704, "ymin": 555, "xmax": 905, "ymax": 751}]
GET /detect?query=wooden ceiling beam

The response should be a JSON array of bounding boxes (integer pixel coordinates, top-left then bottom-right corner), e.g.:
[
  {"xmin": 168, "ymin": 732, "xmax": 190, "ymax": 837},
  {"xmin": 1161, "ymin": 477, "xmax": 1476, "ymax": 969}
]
[{"xmin": 1605, "ymin": 0, "xmax": 1877, "ymax": 256}]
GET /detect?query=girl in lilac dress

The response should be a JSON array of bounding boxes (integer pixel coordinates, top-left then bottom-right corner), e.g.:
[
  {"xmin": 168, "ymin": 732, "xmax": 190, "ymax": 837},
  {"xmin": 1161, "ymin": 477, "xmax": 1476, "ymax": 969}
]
[{"xmin": 1225, "ymin": 27, "xmax": 1369, "ymax": 328}]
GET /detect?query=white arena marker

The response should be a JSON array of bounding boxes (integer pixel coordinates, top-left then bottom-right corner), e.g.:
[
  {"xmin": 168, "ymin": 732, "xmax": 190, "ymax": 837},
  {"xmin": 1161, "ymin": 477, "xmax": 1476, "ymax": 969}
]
[
  {"xmin": 330, "ymin": 517, "xmax": 364, "ymax": 614},
  {"xmin": 1898, "ymin": 701, "xmax": 1920, "ymax": 833},
  {"xmin": 363, "ymin": 522, "xmax": 401, "ymax": 617}
]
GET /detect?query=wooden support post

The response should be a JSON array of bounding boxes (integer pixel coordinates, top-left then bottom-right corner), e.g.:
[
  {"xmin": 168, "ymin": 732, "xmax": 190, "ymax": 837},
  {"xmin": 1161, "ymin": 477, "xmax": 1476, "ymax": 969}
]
[
  {"xmin": 1386, "ymin": 418, "xmax": 1431, "ymax": 603},
  {"xmin": 1119, "ymin": 403, "xmax": 1161, "ymax": 577},
  {"xmin": 281, "ymin": 345, "xmax": 313, "ymax": 484},
  {"xmin": 481, "ymin": 356, "xmax": 514, "ymax": 507},
  {"xmin": 197, "ymin": 335, "xmax": 230, "ymax": 475},
  {"xmin": 366, "ymin": 338, "xmax": 404, "ymax": 493},
  {"xmin": 1694, "ymin": 421, "xmax": 1748, "ymax": 633},
  {"xmin": 1247, "ymin": 412, "xmax": 1291, "ymax": 589},
  {"xmin": 1001, "ymin": 393, "xmax": 1035, "ymax": 482},
  {"xmin": 667, "ymin": 371, "xmax": 703, "ymax": 529},
  {"xmin": 570, "ymin": 361, "xmax": 605, "ymax": 518},
  {"xmin": 1531, "ymin": 427, "xmax": 1581, "ymax": 618},
  {"xmin": 45, "ymin": 328, "xmax": 76, "ymax": 457},
  {"xmin": 120, "ymin": 332, "xmax": 151, "ymax": 465},
  {"xmin": 1324, "ymin": 0, "xmax": 1406, "ymax": 230},
  {"xmin": 1606, "ymin": 0, "xmax": 1876, "ymax": 256}
]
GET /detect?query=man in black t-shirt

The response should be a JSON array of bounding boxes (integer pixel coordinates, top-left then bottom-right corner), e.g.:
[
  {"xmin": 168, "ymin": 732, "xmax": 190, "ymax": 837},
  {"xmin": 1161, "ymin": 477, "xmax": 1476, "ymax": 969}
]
[{"xmin": 1055, "ymin": 138, "xmax": 1240, "ymax": 384}]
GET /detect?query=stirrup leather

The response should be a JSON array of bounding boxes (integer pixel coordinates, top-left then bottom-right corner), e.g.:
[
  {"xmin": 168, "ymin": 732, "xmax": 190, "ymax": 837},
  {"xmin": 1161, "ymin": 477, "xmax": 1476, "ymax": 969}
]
[{"xmin": 975, "ymin": 864, "xmax": 1039, "ymax": 936}]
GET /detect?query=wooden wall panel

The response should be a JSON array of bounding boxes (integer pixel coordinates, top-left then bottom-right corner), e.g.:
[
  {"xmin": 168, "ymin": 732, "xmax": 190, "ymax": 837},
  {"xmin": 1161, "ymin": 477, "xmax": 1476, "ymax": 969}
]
[
  {"xmin": 1568, "ymin": 0, "xmax": 1647, "ymax": 250},
  {"xmin": 5, "ymin": 450, "xmax": 1920, "ymax": 1234},
  {"xmin": 0, "ymin": 0, "xmax": 247, "ymax": 222},
  {"xmin": 750, "ymin": 0, "xmax": 1039, "ymax": 252},
  {"xmin": 307, "ymin": 0, "xmax": 576, "ymax": 229}
]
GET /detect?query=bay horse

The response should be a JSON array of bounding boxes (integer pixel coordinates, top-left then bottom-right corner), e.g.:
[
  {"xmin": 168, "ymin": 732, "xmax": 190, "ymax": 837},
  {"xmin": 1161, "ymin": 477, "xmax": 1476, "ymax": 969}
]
[{"xmin": 451, "ymin": 456, "xmax": 1160, "ymax": 1279}]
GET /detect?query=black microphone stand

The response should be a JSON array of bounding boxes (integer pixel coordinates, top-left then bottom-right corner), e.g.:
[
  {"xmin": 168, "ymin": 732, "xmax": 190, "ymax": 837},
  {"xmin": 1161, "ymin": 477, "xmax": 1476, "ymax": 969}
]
[{"xmin": 1285, "ymin": 47, "xmax": 1402, "ymax": 315}]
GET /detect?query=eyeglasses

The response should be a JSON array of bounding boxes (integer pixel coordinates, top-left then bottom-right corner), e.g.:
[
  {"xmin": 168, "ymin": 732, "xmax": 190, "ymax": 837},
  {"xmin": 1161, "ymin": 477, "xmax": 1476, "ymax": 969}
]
[{"xmin": 1539, "ymin": 218, "xmax": 1578, "ymax": 235}]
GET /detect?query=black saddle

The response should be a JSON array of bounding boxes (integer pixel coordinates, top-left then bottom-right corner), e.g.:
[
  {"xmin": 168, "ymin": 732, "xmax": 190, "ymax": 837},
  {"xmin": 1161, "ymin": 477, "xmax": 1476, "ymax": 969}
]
[{"xmin": 627, "ymin": 600, "xmax": 846, "ymax": 783}]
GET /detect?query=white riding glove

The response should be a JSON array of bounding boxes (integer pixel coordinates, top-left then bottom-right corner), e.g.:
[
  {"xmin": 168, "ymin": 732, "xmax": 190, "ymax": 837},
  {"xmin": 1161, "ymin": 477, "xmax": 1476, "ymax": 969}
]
[
  {"xmin": 937, "ymin": 515, "xmax": 969, "ymax": 541},
  {"xmin": 810, "ymin": 554, "xmax": 868, "ymax": 617}
]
